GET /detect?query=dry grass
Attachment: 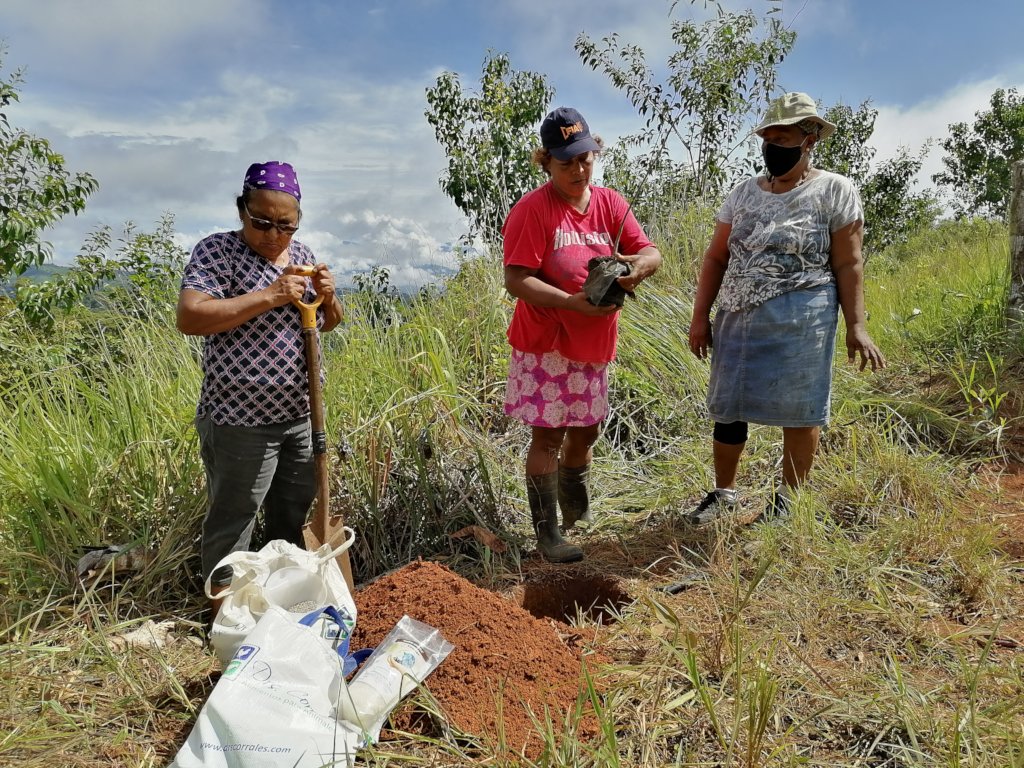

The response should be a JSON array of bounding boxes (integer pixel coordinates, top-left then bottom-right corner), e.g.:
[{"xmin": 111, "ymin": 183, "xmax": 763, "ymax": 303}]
[
  {"xmin": 2, "ymin": 218, "xmax": 1023, "ymax": 766},
  {"xmin": 3, "ymin": 456, "xmax": 1020, "ymax": 767}
]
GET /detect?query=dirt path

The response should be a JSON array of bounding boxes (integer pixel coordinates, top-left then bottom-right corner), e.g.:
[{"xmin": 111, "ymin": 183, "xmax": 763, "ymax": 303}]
[
  {"xmin": 979, "ymin": 460, "xmax": 1024, "ymax": 558},
  {"xmin": 969, "ymin": 459, "xmax": 1024, "ymax": 649}
]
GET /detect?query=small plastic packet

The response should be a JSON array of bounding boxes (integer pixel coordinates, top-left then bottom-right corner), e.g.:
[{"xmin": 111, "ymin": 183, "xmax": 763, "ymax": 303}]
[{"xmin": 335, "ymin": 615, "xmax": 454, "ymax": 741}]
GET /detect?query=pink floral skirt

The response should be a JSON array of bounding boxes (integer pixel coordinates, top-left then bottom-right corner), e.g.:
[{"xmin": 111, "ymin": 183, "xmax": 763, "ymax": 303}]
[{"xmin": 504, "ymin": 349, "xmax": 609, "ymax": 428}]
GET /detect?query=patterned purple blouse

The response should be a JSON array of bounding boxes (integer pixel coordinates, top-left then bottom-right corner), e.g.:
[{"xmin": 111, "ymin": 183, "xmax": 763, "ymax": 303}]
[{"xmin": 181, "ymin": 231, "xmax": 322, "ymax": 426}]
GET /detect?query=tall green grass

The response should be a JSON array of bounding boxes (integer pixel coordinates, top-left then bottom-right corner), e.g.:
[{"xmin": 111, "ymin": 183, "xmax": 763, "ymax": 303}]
[
  {"xmin": 1, "ymin": 214, "xmax": 1022, "ymax": 766},
  {"xmin": 850, "ymin": 218, "xmax": 1019, "ymax": 457},
  {"xmin": 870, "ymin": 218, "xmax": 1012, "ymax": 358},
  {"xmin": 0, "ymin": 306, "xmax": 204, "ymax": 615},
  {"xmin": 320, "ymin": 258, "xmax": 520, "ymax": 580}
]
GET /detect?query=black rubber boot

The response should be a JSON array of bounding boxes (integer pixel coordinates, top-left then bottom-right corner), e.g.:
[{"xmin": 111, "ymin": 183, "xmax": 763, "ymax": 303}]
[
  {"xmin": 527, "ymin": 473, "xmax": 584, "ymax": 563},
  {"xmin": 558, "ymin": 463, "xmax": 592, "ymax": 529}
]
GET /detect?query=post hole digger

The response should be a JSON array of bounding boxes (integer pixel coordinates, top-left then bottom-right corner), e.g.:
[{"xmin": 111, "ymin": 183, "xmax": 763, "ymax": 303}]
[{"xmin": 292, "ymin": 265, "xmax": 355, "ymax": 593}]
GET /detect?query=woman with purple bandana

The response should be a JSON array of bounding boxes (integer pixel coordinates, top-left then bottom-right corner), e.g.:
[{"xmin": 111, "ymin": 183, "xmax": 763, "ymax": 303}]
[{"xmin": 177, "ymin": 161, "xmax": 343, "ymax": 617}]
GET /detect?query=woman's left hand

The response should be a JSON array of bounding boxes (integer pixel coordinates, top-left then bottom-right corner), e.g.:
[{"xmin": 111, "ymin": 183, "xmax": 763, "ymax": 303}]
[
  {"xmin": 615, "ymin": 249, "xmax": 662, "ymax": 292},
  {"xmin": 846, "ymin": 324, "xmax": 886, "ymax": 371},
  {"xmin": 311, "ymin": 263, "xmax": 336, "ymax": 300}
]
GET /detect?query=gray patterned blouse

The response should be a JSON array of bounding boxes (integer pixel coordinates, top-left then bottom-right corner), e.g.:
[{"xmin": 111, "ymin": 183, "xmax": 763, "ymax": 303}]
[{"xmin": 715, "ymin": 170, "xmax": 863, "ymax": 312}]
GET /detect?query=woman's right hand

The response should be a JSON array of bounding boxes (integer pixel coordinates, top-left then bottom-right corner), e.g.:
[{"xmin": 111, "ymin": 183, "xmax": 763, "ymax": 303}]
[
  {"xmin": 689, "ymin": 314, "xmax": 712, "ymax": 359},
  {"xmin": 266, "ymin": 269, "xmax": 310, "ymax": 307},
  {"xmin": 564, "ymin": 291, "xmax": 620, "ymax": 317}
]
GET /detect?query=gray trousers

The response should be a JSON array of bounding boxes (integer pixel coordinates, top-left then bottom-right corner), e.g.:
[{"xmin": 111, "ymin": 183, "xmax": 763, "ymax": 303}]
[{"xmin": 196, "ymin": 416, "xmax": 316, "ymax": 586}]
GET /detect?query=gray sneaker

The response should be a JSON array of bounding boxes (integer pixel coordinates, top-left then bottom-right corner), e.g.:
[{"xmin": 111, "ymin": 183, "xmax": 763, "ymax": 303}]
[
  {"xmin": 753, "ymin": 489, "xmax": 793, "ymax": 525},
  {"xmin": 688, "ymin": 489, "xmax": 739, "ymax": 525}
]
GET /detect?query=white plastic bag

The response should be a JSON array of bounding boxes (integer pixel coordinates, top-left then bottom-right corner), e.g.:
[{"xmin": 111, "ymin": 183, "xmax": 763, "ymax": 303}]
[
  {"xmin": 207, "ymin": 529, "xmax": 357, "ymax": 666},
  {"xmin": 171, "ymin": 605, "xmax": 361, "ymax": 768}
]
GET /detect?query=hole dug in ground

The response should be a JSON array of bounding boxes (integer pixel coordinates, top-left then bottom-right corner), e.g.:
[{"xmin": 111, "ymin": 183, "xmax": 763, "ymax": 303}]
[{"xmin": 508, "ymin": 570, "xmax": 632, "ymax": 625}]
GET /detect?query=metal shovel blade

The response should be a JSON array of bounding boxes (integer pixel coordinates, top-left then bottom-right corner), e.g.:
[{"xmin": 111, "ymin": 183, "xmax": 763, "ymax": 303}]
[{"xmin": 302, "ymin": 507, "xmax": 355, "ymax": 590}]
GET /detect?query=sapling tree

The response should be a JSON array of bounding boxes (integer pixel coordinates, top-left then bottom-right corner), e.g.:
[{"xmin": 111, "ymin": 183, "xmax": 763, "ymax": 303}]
[
  {"xmin": 933, "ymin": 87, "xmax": 1024, "ymax": 220},
  {"xmin": 814, "ymin": 101, "xmax": 876, "ymax": 184},
  {"xmin": 575, "ymin": 0, "xmax": 794, "ymax": 204},
  {"xmin": 15, "ymin": 214, "xmax": 187, "ymax": 329},
  {"xmin": 425, "ymin": 51, "xmax": 553, "ymax": 245},
  {"xmin": 599, "ymin": 143, "xmax": 694, "ymax": 233},
  {"xmin": 0, "ymin": 49, "xmax": 97, "ymax": 280},
  {"xmin": 817, "ymin": 100, "xmax": 939, "ymax": 254},
  {"xmin": 351, "ymin": 264, "xmax": 401, "ymax": 328},
  {"xmin": 861, "ymin": 150, "xmax": 940, "ymax": 253}
]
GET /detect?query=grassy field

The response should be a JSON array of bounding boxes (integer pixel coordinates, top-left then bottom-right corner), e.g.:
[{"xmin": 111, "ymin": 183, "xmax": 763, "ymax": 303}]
[{"xmin": 0, "ymin": 213, "xmax": 1021, "ymax": 766}]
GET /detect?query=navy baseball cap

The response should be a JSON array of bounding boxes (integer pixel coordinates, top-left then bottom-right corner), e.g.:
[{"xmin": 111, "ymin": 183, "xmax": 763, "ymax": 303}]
[{"xmin": 540, "ymin": 107, "xmax": 601, "ymax": 160}]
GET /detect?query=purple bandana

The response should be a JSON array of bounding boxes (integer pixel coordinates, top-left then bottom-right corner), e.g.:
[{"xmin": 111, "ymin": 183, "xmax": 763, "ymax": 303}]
[{"xmin": 243, "ymin": 161, "xmax": 301, "ymax": 201}]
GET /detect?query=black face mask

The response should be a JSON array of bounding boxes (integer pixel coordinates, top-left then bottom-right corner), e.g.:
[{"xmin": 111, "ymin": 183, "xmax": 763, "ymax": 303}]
[{"xmin": 762, "ymin": 139, "xmax": 806, "ymax": 178}]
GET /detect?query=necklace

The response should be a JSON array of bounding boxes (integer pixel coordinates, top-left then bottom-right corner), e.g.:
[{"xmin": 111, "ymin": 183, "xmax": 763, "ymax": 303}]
[{"xmin": 770, "ymin": 166, "xmax": 812, "ymax": 193}]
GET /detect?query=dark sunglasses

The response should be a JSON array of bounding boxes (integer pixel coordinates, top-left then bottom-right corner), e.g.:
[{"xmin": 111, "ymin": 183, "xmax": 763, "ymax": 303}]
[{"xmin": 244, "ymin": 202, "xmax": 299, "ymax": 235}]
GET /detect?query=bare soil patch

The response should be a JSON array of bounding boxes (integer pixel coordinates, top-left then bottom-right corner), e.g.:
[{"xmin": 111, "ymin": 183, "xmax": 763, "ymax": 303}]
[
  {"xmin": 976, "ymin": 460, "xmax": 1024, "ymax": 558},
  {"xmin": 351, "ymin": 559, "xmax": 610, "ymax": 759}
]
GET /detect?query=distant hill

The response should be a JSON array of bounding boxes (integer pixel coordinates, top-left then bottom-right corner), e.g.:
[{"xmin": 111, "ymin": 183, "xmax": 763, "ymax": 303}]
[
  {"xmin": 2, "ymin": 261, "xmax": 461, "ymax": 301},
  {"xmin": 0, "ymin": 264, "xmax": 72, "ymax": 298},
  {"xmin": 332, "ymin": 262, "xmax": 460, "ymax": 298}
]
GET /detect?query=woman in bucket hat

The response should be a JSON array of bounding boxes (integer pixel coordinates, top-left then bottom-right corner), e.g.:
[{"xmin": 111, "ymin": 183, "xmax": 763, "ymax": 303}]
[
  {"xmin": 502, "ymin": 106, "xmax": 662, "ymax": 562},
  {"xmin": 687, "ymin": 92, "xmax": 885, "ymax": 524}
]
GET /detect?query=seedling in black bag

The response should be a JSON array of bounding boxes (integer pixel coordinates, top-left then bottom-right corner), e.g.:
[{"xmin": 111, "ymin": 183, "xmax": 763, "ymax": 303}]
[{"xmin": 583, "ymin": 256, "xmax": 633, "ymax": 307}]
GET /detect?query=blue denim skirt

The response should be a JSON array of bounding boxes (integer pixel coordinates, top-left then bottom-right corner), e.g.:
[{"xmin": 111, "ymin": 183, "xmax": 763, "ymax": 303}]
[{"xmin": 707, "ymin": 285, "xmax": 838, "ymax": 427}]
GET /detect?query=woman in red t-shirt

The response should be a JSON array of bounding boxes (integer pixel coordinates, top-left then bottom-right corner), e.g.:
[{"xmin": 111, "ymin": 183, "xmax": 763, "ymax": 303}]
[{"xmin": 502, "ymin": 107, "xmax": 662, "ymax": 562}]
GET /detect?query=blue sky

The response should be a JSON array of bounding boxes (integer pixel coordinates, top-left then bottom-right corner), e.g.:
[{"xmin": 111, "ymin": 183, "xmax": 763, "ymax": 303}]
[{"xmin": 2, "ymin": 0, "xmax": 1023, "ymax": 289}]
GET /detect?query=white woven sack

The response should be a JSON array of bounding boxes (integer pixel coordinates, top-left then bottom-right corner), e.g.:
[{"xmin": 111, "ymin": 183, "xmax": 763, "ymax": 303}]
[
  {"xmin": 171, "ymin": 605, "xmax": 361, "ymax": 768},
  {"xmin": 207, "ymin": 528, "xmax": 357, "ymax": 666}
]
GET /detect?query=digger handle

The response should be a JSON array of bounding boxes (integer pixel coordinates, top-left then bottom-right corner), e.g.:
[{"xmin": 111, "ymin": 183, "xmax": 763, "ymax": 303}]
[{"xmin": 291, "ymin": 264, "xmax": 323, "ymax": 329}]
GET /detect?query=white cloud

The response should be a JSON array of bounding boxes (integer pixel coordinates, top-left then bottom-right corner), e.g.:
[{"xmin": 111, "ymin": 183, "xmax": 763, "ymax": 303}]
[
  {"xmin": 329, "ymin": 208, "xmax": 451, "ymax": 267},
  {"xmin": 7, "ymin": 0, "xmax": 1023, "ymax": 290},
  {"xmin": 14, "ymin": 63, "xmax": 467, "ymax": 281},
  {"xmin": 871, "ymin": 76, "xmax": 1024, "ymax": 192},
  {"xmin": 2, "ymin": 0, "xmax": 266, "ymax": 85}
]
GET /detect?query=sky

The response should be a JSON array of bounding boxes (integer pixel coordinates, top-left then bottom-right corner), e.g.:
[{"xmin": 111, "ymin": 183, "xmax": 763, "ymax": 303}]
[{"xmin": 2, "ymin": 0, "xmax": 1023, "ymax": 290}]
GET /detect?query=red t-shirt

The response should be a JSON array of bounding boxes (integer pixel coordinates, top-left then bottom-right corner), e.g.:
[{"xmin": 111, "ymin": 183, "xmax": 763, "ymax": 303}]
[{"xmin": 502, "ymin": 183, "xmax": 654, "ymax": 363}]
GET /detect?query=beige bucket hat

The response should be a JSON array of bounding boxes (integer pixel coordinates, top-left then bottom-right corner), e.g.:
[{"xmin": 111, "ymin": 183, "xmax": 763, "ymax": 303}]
[{"xmin": 753, "ymin": 92, "xmax": 836, "ymax": 140}]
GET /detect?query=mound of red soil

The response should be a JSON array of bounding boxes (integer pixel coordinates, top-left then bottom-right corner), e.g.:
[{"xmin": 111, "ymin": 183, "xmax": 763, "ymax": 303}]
[{"xmin": 352, "ymin": 560, "xmax": 597, "ymax": 759}]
